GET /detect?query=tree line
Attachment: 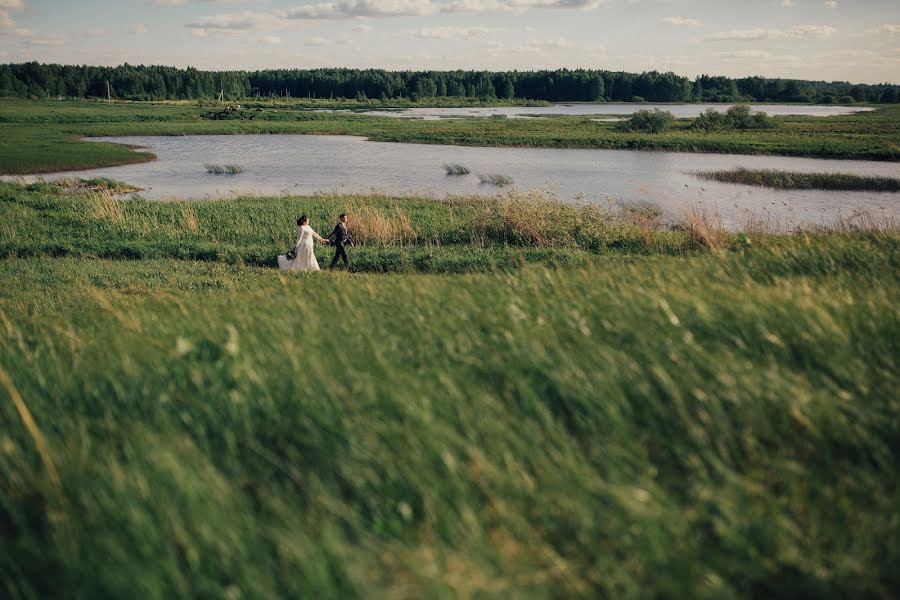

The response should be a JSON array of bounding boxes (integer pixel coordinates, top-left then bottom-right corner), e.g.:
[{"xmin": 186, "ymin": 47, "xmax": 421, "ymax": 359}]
[{"xmin": 1, "ymin": 62, "xmax": 897, "ymax": 104}]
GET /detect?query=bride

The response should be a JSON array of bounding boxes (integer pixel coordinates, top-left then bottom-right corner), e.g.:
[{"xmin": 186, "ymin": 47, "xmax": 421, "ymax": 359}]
[{"xmin": 278, "ymin": 215, "xmax": 329, "ymax": 271}]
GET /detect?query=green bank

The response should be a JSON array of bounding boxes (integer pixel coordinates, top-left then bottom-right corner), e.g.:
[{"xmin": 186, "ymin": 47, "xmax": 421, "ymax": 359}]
[{"xmin": 2, "ymin": 100, "xmax": 899, "ymax": 174}]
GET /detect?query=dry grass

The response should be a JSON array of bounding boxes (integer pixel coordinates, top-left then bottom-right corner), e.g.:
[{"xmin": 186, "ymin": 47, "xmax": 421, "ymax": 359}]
[
  {"xmin": 83, "ymin": 192, "xmax": 126, "ymax": 224},
  {"xmin": 179, "ymin": 204, "xmax": 201, "ymax": 234},
  {"xmin": 678, "ymin": 205, "xmax": 727, "ymax": 250},
  {"xmin": 347, "ymin": 205, "xmax": 418, "ymax": 244}
]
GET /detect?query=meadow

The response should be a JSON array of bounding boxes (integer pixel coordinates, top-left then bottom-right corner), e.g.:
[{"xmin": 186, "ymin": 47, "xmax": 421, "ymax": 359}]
[
  {"xmin": 1, "ymin": 180, "xmax": 898, "ymax": 597},
  {"xmin": 1, "ymin": 99, "xmax": 899, "ymax": 174}
]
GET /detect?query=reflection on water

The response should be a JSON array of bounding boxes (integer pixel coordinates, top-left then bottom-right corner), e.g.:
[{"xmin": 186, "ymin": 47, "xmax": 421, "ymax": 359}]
[
  {"xmin": 337, "ymin": 103, "xmax": 874, "ymax": 120},
  {"xmin": 13, "ymin": 134, "xmax": 899, "ymax": 228}
]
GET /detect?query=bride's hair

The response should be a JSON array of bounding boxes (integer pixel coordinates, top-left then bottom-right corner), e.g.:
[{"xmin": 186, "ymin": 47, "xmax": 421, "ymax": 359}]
[{"xmin": 297, "ymin": 215, "xmax": 309, "ymax": 226}]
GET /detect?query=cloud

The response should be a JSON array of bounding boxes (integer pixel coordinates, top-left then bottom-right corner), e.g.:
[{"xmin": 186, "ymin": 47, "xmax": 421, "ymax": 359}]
[
  {"xmin": 261, "ymin": 34, "xmax": 281, "ymax": 44},
  {"xmin": 284, "ymin": 0, "xmax": 604, "ymax": 19},
  {"xmin": 719, "ymin": 49, "xmax": 770, "ymax": 59},
  {"xmin": 661, "ymin": 16, "xmax": 700, "ymax": 27},
  {"xmin": 132, "ymin": 24, "xmax": 149, "ymax": 34},
  {"xmin": 149, "ymin": 0, "xmax": 187, "ymax": 5},
  {"xmin": 706, "ymin": 25, "xmax": 836, "ymax": 41},
  {"xmin": 0, "ymin": 0, "xmax": 24, "ymax": 33},
  {"xmin": 23, "ymin": 34, "xmax": 65, "ymax": 46},
  {"xmin": 874, "ymin": 24, "xmax": 900, "ymax": 34},
  {"xmin": 500, "ymin": 37, "xmax": 575, "ymax": 53},
  {"xmin": 285, "ymin": 0, "xmax": 433, "ymax": 19},
  {"xmin": 780, "ymin": 0, "xmax": 795, "ymax": 7},
  {"xmin": 824, "ymin": 1, "xmax": 837, "ymax": 7},
  {"xmin": 353, "ymin": 23, "xmax": 374, "ymax": 32},
  {"xmin": 409, "ymin": 25, "xmax": 503, "ymax": 39},
  {"xmin": 186, "ymin": 10, "xmax": 276, "ymax": 35}
]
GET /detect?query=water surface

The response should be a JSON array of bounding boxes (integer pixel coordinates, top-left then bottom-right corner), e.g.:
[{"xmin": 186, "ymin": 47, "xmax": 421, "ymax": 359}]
[
  {"xmin": 18, "ymin": 134, "xmax": 899, "ymax": 227},
  {"xmin": 344, "ymin": 103, "xmax": 873, "ymax": 120}
]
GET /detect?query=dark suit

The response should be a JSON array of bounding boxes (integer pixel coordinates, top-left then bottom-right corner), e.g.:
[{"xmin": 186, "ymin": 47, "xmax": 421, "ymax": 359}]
[{"xmin": 329, "ymin": 221, "xmax": 351, "ymax": 268}]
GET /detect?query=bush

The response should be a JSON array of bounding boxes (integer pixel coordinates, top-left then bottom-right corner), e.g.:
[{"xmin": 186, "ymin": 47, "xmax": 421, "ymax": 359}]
[
  {"xmin": 617, "ymin": 109, "xmax": 675, "ymax": 133},
  {"xmin": 691, "ymin": 105, "xmax": 774, "ymax": 131}
]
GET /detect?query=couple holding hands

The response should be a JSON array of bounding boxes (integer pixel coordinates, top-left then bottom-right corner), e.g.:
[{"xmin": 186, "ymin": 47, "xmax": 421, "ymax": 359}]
[{"xmin": 277, "ymin": 213, "xmax": 351, "ymax": 272}]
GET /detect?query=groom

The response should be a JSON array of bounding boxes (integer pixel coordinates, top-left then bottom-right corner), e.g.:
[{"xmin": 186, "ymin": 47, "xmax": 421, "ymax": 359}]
[{"xmin": 328, "ymin": 213, "xmax": 352, "ymax": 270}]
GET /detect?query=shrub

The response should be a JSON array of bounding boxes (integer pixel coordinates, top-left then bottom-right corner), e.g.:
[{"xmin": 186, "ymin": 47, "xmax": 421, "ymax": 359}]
[
  {"xmin": 617, "ymin": 109, "xmax": 675, "ymax": 133},
  {"xmin": 691, "ymin": 105, "xmax": 774, "ymax": 131}
]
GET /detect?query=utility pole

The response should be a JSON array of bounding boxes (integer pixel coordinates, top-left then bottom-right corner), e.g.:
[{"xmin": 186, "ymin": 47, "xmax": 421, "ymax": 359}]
[{"xmin": 106, "ymin": 80, "xmax": 111, "ymax": 104}]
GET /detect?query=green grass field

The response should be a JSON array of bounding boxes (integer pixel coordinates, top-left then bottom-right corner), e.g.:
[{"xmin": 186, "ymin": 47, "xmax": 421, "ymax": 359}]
[
  {"xmin": 1, "ymin": 180, "xmax": 898, "ymax": 597},
  {"xmin": 1, "ymin": 99, "xmax": 898, "ymax": 174}
]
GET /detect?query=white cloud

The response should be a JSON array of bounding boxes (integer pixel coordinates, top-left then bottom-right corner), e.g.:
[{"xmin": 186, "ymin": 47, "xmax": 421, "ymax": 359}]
[
  {"xmin": 353, "ymin": 23, "xmax": 374, "ymax": 32},
  {"xmin": 661, "ymin": 16, "xmax": 701, "ymax": 27},
  {"xmin": 409, "ymin": 25, "xmax": 503, "ymax": 39},
  {"xmin": 706, "ymin": 25, "xmax": 837, "ymax": 41},
  {"xmin": 0, "ymin": 0, "xmax": 24, "ymax": 33},
  {"xmin": 824, "ymin": 1, "xmax": 837, "ymax": 7},
  {"xmin": 186, "ymin": 10, "xmax": 276, "ymax": 35},
  {"xmin": 24, "ymin": 35, "xmax": 65, "ymax": 46},
  {"xmin": 284, "ymin": 0, "xmax": 604, "ymax": 19},
  {"xmin": 719, "ymin": 49, "xmax": 770, "ymax": 58},
  {"xmin": 285, "ymin": 0, "xmax": 433, "ymax": 19},
  {"xmin": 506, "ymin": 37, "xmax": 575, "ymax": 53},
  {"xmin": 261, "ymin": 34, "xmax": 281, "ymax": 44},
  {"xmin": 149, "ymin": 0, "xmax": 187, "ymax": 5},
  {"xmin": 132, "ymin": 24, "xmax": 149, "ymax": 34},
  {"xmin": 780, "ymin": 0, "xmax": 795, "ymax": 7},
  {"xmin": 874, "ymin": 24, "xmax": 900, "ymax": 34}
]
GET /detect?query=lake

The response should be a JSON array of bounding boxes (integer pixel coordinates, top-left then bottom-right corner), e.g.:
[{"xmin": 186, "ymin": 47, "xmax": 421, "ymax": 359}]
[
  {"xmin": 332, "ymin": 103, "xmax": 874, "ymax": 120},
  {"xmin": 18, "ymin": 134, "xmax": 900, "ymax": 228}
]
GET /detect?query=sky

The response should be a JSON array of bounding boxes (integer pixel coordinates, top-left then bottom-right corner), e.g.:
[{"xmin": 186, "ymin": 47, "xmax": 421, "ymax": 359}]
[{"xmin": 1, "ymin": 0, "xmax": 898, "ymax": 83}]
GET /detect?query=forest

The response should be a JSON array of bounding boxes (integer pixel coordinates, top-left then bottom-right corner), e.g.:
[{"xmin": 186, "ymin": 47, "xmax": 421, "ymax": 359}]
[{"xmin": 1, "ymin": 62, "xmax": 898, "ymax": 104}]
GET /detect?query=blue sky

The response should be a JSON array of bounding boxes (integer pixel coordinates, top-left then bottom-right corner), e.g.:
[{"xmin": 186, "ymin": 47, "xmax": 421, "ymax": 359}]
[{"xmin": 1, "ymin": 0, "xmax": 898, "ymax": 83}]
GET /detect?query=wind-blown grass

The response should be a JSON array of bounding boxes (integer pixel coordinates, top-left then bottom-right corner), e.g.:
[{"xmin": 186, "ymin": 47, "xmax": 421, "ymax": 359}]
[
  {"xmin": 695, "ymin": 168, "xmax": 900, "ymax": 191},
  {"xmin": 1, "ymin": 231, "xmax": 898, "ymax": 597},
  {"xmin": 0, "ymin": 183, "xmax": 697, "ymax": 271},
  {"xmin": 1, "ymin": 179, "xmax": 898, "ymax": 596}
]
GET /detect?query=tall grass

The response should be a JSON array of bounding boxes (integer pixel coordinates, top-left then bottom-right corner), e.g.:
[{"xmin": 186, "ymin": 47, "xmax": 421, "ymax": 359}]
[
  {"xmin": 695, "ymin": 168, "xmax": 900, "ymax": 191},
  {"xmin": 1, "ymin": 182, "xmax": 895, "ymax": 271},
  {"xmin": 0, "ymin": 231, "xmax": 897, "ymax": 597}
]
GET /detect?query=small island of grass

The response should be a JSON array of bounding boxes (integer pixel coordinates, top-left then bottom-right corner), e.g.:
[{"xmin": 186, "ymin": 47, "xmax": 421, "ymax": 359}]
[{"xmin": 694, "ymin": 168, "xmax": 900, "ymax": 192}]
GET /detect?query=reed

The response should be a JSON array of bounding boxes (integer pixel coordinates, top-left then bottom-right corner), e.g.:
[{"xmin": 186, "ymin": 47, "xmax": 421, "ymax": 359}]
[
  {"xmin": 477, "ymin": 173, "xmax": 514, "ymax": 187},
  {"xmin": 694, "ymin": 168, "xmax": 900, "ymax": 192},
  {"xmin": 443, "ymin": 163, "xmax": 471, "ymax": 175},
  {"xmin": 205, "ymin": 164, "xmax": 244, "ymax": 175}
]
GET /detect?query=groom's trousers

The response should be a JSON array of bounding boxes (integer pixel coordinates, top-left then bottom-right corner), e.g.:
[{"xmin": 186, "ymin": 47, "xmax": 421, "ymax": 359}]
[{"xmin": 330, "ymin": 243, "xmax": 350, "ymax": 269}]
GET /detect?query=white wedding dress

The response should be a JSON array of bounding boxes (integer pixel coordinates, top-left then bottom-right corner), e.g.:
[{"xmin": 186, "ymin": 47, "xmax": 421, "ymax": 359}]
[{"xmin": 278, "ymin": 224, "xmax": 326, "ymax": 271}]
